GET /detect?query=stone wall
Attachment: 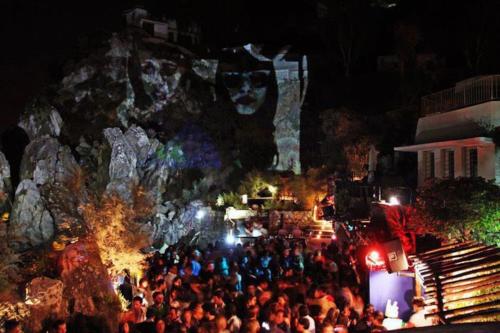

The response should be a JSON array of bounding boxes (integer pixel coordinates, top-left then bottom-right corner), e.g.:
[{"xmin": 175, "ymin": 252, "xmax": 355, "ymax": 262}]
[{"xmin": 269, "ymin": 210, "xmax": 314, "ymax": 232}]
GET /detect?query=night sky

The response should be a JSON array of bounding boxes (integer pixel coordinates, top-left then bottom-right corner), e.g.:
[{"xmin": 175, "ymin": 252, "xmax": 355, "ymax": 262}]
[{"xmin": 2, "ymin": 0, "xmax": 500, "ymax": 135}]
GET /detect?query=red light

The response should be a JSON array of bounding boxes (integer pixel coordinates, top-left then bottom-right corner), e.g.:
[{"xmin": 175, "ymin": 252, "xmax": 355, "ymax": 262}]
[
  {"xmin": 331, "ymin": 234, "xmax": 337, "ymax": 240},
  {"xmin": 365, "ymin": 249, "xmax": 385, "ymax": 270},
  {"xmin": 369, "ymin": 251, "xmax": 380, "ymax": 261}
]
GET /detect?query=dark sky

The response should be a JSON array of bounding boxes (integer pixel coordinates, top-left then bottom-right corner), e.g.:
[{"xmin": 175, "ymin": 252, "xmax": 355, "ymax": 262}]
[{"xmin": 1, "ymin": 1, "xmax": 126, "ymax": 131}]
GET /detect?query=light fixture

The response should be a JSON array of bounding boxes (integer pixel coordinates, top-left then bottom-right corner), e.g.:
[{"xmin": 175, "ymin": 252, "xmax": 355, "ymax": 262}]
[
  {"xmin": 268, "ymin": 185, "xmax": 278, "ymax": 195},
  {"xmin": 369, "ymin": 250, "xmax": 380, "ymax": 262},
  {"xmin": 241, "ymin": 194, "xmax": 248, "ymax": 204},
  {"xmin": 389, "ymin": 196, "xmax": 400, "ymax": 206},
  {"xmin": 365, "ymin": 249, "xmax": 385, "ymax": 270},
  {"xmin": 225, "ymin": 232, "xmax": 235, "ymax": 245},
  {"xmin": 196, "ymin": 210, "xmax": 205, "ymax": 219}
]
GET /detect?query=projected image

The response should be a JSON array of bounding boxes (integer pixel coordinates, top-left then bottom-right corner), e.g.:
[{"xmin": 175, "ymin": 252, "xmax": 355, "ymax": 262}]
[
  {"xmin": 222, "ymin": 70, "xmax": 271, "ymax": 115},
  {"xmin": 273, "ymin": 50, "xmax": 308, "ymax": 174},
  {"xmin": 218, "ymin": 44, "xmax": 308, "ymax": 174},
  {"xmin": 153, "ymin": 124, "xmax": 221, "ymax": 170}
]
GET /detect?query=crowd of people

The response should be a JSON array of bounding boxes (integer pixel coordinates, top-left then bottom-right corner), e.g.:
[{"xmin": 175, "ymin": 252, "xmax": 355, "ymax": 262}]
[
  {"xmin": 1, "ymin": 231, "xmax": 436, "ymax": 333},
  {"xmin": 116, "ymin": 237, "xmax": 390, "ymax": 333}
]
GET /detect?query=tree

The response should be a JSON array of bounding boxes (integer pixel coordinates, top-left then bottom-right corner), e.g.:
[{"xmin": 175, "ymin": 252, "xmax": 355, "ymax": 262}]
[
  {"xmin": 459, "ymin": 1, "xmax": 500, "ymax": 74},
  {"xmin": 394, "ymin": 21, "xmax": 419, "ymax": 77},
  {"xmin": 409, "ymin": 177, "xmax": 500, "ymax": 246},
  {"xmin": 80, "ymin": 186, "xmax": 153, "ymax": 277},
  {"xmin": 319, "ymin": 0, "xmax": 376, "ymax": 77},
  {"xmin": 320, "ymin": 107, "xmax": 376, "ymax": 178}
]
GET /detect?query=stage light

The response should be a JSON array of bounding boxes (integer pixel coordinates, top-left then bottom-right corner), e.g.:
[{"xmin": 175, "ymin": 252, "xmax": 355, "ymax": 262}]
[
  {"xmin": 241, "ymin": 194, "xmax": 248, "ymax": 204},
  {"xmin": 268, "ymin": 185, "xmax": 278, "ymax": 195},
  {"xmin": 225, "ymin": 232, "xmax": 235, "ymax": 245},
  {"xmin": 369, "ymin": 250, "xmax": 380, "ymax": 261},
  {"xmin": 365, "ymin": 249, "xmax": 385, "ymax": 270},
  {"xmin": 389, "ymin": 196, "xmax": 400, "ymax": 205},
  {"xmin": 196, "ymin": 210, "xmax": 205, "ymax": 219}
]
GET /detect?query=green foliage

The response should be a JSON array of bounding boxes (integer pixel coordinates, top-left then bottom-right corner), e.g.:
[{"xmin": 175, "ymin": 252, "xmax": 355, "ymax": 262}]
[
  {"xmin": 263, "ymin": 199, "xmax": 299, "ymax": 211},
  {"xmin": 491, "ymin": 127, "xmax": 500, "ymax": 146},
  {"xmin": 238, "ymin": 170, "xmax": 278, "ymax": 198},
  {"xmin": 181, "ymin": 179, "xmax": 208, "ymax": 202},
  {"xmin": 474, "ymin": 208, "xmax": 500, "ymax": 247},
  {"xmin": 217, "ymin": 192, "xmax": 246, "ymax": 209},
  {"xmin": 411, "ymin": 177, "xmax": 500, "ymax": 246},
  {"xmin": 319, "ymin": 107, "xmax": 375, "ymax": 175},
  {"xmin": 285, "ymin": 168, "xmax": 329, "ymax": 210}
]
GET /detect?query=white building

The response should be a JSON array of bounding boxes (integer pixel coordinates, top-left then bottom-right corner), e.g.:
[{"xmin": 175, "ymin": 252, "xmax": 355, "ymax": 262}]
[
  {"xmin": 123, "ymin": 8, "xmax": 199, "ymax": 45},
  {"xmin": 395, "ymin": 75, "xmax": 500, "ymax": 186},
  {"xmin": 123, "ymin": 7, "xmax": 149, "ymax": 28}
]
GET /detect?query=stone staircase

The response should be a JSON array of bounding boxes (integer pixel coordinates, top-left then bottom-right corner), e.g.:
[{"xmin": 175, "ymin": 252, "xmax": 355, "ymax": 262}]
[{"xmin": 304, "ymin": 219, "xmax": 335, "ymax": 240}]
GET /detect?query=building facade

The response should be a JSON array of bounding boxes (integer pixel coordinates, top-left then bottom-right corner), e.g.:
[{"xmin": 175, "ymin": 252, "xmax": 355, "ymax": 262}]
[
  {"xmin": 123, "ymin": 7, "xmax": 200, "ymax": 45},
  {"xmin": 395, "ymin": 76, "xmax": 500, "ymax": 186}
]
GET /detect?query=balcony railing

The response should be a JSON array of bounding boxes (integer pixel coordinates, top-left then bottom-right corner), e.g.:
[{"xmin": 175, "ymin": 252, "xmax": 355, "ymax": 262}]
[{"xmin": 421, "ymin": 75, "xmax": 500, "ymax": 115}]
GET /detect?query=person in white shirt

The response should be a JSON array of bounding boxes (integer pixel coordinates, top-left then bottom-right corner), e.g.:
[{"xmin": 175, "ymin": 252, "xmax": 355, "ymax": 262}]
[
  {"xmin": 406, "ymin": 297, "xmax": 433, "ymax": 328},
  {"xmin": 299, "ymin": 305, "xmax": 316, "ymax": 333}
]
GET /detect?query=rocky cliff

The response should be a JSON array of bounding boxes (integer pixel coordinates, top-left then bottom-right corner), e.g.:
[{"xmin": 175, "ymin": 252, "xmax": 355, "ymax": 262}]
[
  {"xmin": 0, "ymin": 29, "xmax": 229, "ymax": 331},
  {"xmin": 7, "ymin": 29, "xmax": 226, "ymax": 252}
]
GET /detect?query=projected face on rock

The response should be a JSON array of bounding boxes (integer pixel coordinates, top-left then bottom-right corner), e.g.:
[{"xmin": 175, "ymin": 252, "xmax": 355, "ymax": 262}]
[
  {"xmin": 219, "ymin": 44, "xmax": 273, "ymax": 115},
  {"xmin": 222, "ymin": 70, "xmax": 270, "ymax": 115},
  {"xmin": 216, "ymin": 44, "xmax": 308, "ymax": 174}
]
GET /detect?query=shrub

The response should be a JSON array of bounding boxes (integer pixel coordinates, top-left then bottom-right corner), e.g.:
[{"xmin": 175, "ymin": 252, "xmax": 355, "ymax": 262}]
[{"xmin": 410, "ymin": 177, "xmax": 500, "ymax": 246}]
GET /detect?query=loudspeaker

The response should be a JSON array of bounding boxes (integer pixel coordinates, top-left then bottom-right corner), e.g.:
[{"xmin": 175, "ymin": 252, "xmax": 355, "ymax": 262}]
[
  {"xmin": 322, "ymin": 206, "xmax": 335, "ymax": 220},
  {"xmin": 382, "ymin": 239, "xmax": 408, "ymax": 273}
]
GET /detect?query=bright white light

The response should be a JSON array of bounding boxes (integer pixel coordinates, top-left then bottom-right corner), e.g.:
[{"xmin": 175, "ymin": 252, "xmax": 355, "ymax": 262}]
[
  {"xmin": 196, "ymin": 210, "xmax": 205, "ymax": 219},
  {"xmin": 226, "ymin": 233, "xmax": 235, "ymax": 245},
  {"xmin": 389, "ymin": 196, "xmax": 400, "ymax": 205},
  {"xmin": 369, "ymin": 250, "xmax": 380, "ymax": 260},
  {"xmin": 241, "ymin": 194, "xmax": 248, "ymax": 204},
  {"xmin": 268, "ymin": 185, "xmax": 278, "ymax": 195},
  {"xmin": 252, "ymin": 229, "xmax": 262, "ymax": 237}
]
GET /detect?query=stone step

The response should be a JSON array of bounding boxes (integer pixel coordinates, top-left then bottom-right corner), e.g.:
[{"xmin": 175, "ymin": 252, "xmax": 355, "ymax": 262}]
[
  {"xmin": 308, "ymin": 231, "xmax": 334, "ymax": 235},
  {"xmin": 305, "ymin": 227, "xmax": 334, "ymax": 232},
  {"xmin": 306, "ymin": 225, "xmax": 334, "ymax": 229},
  {"xmin": 306, "ymin": 232, "xmax": 334, "ymax": 236}
]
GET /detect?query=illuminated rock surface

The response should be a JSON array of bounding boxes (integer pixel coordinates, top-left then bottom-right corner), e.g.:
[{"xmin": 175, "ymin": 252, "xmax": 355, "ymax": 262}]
[{"xmin": 9, "ymin": 180, "xmax": 54, "ymax": 250}]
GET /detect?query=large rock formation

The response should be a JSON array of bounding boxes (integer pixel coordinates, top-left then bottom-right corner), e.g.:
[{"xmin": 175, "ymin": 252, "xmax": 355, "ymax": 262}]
[
  {"xmin": 0, "ymin": 151, "xmax": 12, "ymax": 237},
  {"xmin": 9, "ymin": 137, "xmax": 83, "ymax": 250},
  {"xmin": 103, "ymin": 127, "xmax": 139, "ymax": 201},
  {"xmin": 0, "ymin": 24, "xmax": 247, "ymax": 333},
  {"xmin": 24, "ymin": 277, "xmax": 66, "ymax": 333},
  {"xmin": 19, "ymin": 137, "xmax": 79, "ymax": 186},
  {"xmin": 0, "ymin": 20, "xmax": 315, "ymax": 331},
  {"xmin": 9, "ymin": 180, "xmax": 54, "ymax": 250},
  {"xmin": 18, "ymin": 99, "xmax": 63, "ymax": 141},
  {"xmin": 54, "ymin": 31, "xmax": 216, "ymax": 144},
  {"xmin": 58, "ymin": 240, "xmax": 120, "ymax": 331}
]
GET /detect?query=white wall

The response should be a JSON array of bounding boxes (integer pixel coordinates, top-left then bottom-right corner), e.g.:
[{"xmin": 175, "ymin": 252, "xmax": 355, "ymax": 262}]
[
  {"xmin": 415, "ymin": 101, "xmax": 500, "ymax": 144},
  {"xmin": 478, "ymin": 144, "xmax": 496, "ymax": 180},
  {"xmin": 416, "ymin": 143, "xmax": 496, "ymax": 186}
]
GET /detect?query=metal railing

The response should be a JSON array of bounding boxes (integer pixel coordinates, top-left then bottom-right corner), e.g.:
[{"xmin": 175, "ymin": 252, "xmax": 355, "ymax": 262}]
[{"xmin": 421, "ymin": 75, "xmax": 500, "ymax": 115}]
